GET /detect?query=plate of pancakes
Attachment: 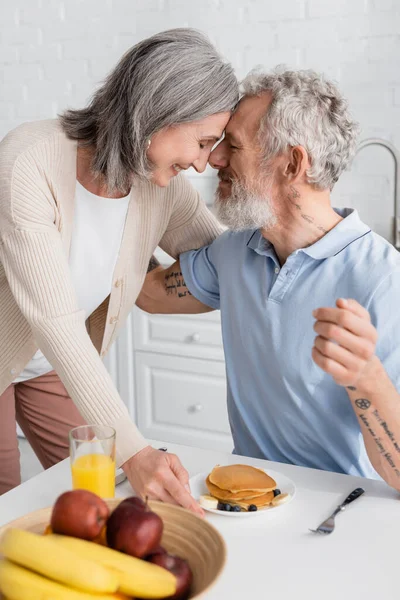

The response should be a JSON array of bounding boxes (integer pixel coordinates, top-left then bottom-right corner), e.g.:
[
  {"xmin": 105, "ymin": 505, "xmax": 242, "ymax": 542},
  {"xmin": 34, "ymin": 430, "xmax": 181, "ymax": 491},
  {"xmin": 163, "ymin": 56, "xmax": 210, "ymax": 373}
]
[{"xmin": 190, "ymin": 464, "xmax": 296, "ymax": 517}]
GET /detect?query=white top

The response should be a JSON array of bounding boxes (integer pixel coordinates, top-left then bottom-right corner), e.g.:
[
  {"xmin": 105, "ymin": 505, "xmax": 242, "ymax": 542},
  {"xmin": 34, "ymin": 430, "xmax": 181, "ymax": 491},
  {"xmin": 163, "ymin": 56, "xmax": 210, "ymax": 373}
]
[
  {"xmin": 14, "ymin": 181, "xmax": 130, "ymax": 383},
  {"xmin": 0, "ymin": 438, "xmax": 398, "ymax": 599}
]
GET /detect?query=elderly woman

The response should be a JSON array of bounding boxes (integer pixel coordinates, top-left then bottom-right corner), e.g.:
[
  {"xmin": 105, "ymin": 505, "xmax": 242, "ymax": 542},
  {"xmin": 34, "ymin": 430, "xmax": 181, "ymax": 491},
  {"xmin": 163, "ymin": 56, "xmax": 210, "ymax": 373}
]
[{"xmin": 0, "ymin": 28, "xmax": 238, "ymax": 510}]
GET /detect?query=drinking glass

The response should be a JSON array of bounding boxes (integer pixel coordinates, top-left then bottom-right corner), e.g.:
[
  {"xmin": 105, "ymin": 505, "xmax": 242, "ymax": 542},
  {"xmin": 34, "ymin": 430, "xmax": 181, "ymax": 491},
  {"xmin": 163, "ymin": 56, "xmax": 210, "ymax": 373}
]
[{"xmin": 69, "ymin": 424, "xmax": 116, "ymax": 498}]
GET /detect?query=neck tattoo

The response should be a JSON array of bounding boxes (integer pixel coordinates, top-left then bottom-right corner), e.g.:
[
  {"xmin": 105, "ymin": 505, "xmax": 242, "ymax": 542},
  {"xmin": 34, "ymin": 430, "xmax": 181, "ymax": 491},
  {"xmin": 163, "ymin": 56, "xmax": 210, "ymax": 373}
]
[{"xmin": 287, "ymin": 186, "xmax": 328, "ymax": 234}]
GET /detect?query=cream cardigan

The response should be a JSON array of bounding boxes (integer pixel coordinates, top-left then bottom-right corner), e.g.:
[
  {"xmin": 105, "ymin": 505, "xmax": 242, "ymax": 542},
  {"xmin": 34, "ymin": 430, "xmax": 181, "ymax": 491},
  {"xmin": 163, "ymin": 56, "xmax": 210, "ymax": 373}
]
[{"xmin": 0, "ymin": 119, "xmax": 221, "ymax": 465}]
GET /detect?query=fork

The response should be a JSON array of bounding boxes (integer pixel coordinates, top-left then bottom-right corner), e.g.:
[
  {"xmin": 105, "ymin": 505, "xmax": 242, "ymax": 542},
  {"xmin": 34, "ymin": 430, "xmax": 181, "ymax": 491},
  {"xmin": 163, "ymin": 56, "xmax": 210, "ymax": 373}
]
[{"xmin": 309, "ymin": 487, "xmax": 365, "ymax": 535}]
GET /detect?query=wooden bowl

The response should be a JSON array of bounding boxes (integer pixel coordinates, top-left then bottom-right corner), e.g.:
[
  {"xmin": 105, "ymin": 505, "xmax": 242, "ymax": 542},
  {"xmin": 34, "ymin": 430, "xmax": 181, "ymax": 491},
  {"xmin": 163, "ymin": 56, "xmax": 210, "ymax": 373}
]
[{"xmin": 0, "ymin": 498, "xmax": 226, "ymax": 599}]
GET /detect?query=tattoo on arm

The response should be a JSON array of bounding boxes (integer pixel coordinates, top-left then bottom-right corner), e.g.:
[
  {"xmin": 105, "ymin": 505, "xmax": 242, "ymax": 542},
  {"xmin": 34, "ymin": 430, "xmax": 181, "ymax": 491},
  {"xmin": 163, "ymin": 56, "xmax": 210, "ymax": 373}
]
[
  {"xmin": 147, "ymin": 255, "xmax": 161, "ymax": 273},
  {"xmin": 164, "ymin": 271, "xmax": 192, "ymax": 299},
  {"xmin": 356, "ymin": 400, "xmax": 400, "ymax": 477},
  {"xmin": 372, "ymin": 408, "xmax": 400, "ymax": 454},
  {"xmin": 355, "ymin": 398, "xmax": 371, "ymax": 410}
]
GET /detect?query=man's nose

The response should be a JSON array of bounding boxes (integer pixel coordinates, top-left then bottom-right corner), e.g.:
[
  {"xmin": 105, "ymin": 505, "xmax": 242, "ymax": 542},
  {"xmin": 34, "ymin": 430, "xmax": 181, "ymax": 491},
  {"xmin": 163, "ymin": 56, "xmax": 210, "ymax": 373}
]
[{"xmin": 209, "ymin": 141, "xmax": 229, "ymax": 170}]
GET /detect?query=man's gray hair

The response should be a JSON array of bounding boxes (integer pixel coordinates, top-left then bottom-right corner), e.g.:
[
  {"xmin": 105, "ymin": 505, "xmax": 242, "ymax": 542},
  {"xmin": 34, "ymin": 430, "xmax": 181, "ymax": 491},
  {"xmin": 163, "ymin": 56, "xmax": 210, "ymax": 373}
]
[
  {"xmin": 242, "ymin": 67, "xmax": 360, "ymax": 190},
  {"xmin": 60, "ymin": 28, "xmax": 239, "ymax": 192}
]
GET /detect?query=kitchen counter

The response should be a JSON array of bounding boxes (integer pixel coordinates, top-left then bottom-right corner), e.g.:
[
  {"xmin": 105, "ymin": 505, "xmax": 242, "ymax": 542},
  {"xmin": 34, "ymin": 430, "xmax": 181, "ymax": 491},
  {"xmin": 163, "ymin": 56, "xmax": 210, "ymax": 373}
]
[{"xmin": 0, "ymin": 440, "xmax": 399, "ymax": 599}]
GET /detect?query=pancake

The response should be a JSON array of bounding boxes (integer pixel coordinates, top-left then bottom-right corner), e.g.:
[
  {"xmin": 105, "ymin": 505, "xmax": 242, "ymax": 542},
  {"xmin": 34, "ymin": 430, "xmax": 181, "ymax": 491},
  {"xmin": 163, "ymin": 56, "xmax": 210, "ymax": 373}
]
[
  {"xmin": 231, "ymin": 490, "xmax": 275, "ymax": 509},
  {"xmin": 209, "ymin": 464, "xmax": 276, "ymax": 493},
  {"xmin": 206, "ymin": 476, "xmax": 267, "ymax": 501}
]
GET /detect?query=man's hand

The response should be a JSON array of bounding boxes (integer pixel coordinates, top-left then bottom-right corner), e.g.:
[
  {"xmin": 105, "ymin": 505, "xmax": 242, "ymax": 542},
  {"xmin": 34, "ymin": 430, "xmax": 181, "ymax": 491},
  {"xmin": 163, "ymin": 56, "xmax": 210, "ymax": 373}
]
[
  {"xmin": 312, "ymin": 298, "xmax": 378, "ymax": 387},
  {"xmin": 121, "ymin": 446, "xmax": 204, "ymax": 516}
]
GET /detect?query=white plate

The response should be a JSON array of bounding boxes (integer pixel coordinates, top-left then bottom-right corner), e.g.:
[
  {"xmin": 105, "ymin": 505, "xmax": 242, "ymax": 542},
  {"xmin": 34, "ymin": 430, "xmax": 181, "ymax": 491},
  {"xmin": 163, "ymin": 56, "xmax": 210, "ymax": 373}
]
[{"xmin": 190, "ymin": 468, "xmax": 296, "ymax": 517}]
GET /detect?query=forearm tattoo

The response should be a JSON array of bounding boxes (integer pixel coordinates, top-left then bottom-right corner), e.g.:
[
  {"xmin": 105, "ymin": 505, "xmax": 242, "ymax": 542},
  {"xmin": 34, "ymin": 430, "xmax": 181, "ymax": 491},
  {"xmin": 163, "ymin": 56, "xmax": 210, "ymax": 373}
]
[
  {"xmin": 164, "ymin": 271, "xmax": 192, "ymax": 299},
  {"xmin": 147, "ymin": 255, "xmax": 161, "ymax": 273},
  {"xmin": 356, "ymin": 398, "xmax": 400, "ymax": 477}
]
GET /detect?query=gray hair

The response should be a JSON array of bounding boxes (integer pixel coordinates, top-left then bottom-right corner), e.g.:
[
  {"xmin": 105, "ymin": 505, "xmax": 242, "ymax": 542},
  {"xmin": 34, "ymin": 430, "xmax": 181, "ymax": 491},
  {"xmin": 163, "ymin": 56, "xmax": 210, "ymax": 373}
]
[
  {"xmin": 60, "ymin": 28, "xmax": 239, "ymax": 192},
  {"xmin": 242, "ymin": 67, "xmax": 360, "ymax": 190}
]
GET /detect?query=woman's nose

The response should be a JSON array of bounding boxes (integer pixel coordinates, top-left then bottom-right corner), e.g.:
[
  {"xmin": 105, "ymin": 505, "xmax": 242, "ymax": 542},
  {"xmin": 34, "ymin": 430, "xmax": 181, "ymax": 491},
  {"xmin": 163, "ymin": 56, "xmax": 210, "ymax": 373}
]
[{"xmin": 192, "ymin": 154, "xmax": 208, "ymax": 174}]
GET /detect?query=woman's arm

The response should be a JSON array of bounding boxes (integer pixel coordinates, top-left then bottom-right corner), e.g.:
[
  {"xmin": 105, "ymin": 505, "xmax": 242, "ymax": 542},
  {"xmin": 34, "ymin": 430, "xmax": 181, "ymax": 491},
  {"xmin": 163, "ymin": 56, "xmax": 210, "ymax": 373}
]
[
  {"xmin": 0, "ymin": 211, "xmax": 147, "ymax": 467},
  {"xmin": 138, "ymin": 175, "xmax": 220, "ymax": 314},
  {"xmin": 0, "ymin": 147, "xmax": 202, "ymax": 513},
  {"xmin": 158, "ymin": 173, "xmax": 223, "ymax": 258}
]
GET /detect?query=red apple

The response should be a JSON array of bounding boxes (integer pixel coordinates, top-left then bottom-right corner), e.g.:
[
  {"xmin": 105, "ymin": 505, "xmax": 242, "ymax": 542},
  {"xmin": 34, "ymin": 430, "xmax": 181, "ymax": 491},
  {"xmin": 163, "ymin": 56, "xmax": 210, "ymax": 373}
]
[
  {"xmin": 106, "ymin": 502, "xmax": 163, "ymax": 558},
  {"xmin": 146, "ymin": 544, "xmax": 167, "ymax": 559},
  {"xmin": 148, "ymin": 553, "xmax": 193, "ymax": 600},
  {"xmin": 50, "ymin": 490, "xmax": 109, "ymax": 541},
  {"xmin": 119, "ymin": 496, "xmax": 147, "ymax": 511}
]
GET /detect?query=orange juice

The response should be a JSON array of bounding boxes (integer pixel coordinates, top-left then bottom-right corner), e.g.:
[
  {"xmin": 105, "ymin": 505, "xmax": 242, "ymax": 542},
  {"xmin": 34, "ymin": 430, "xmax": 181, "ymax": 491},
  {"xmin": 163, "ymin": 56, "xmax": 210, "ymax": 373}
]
[{"xmin": 71, "ymin": 453, "xmax": 115, "ymax": 498}]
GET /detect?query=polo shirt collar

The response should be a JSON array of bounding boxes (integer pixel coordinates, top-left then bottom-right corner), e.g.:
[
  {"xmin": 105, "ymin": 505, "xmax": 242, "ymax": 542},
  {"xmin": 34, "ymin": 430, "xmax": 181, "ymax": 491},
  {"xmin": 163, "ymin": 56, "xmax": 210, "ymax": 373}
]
[
  {"xmin": 247, "ymin": 208, "xmax": 371, "ymax": 260},
  {"xmin": 246, "ymin": 229, "xmax": 275, "ymax": 257},
  {"xmin": 301, "ymin": 208, "xmax": 371, "ymax": 259}
]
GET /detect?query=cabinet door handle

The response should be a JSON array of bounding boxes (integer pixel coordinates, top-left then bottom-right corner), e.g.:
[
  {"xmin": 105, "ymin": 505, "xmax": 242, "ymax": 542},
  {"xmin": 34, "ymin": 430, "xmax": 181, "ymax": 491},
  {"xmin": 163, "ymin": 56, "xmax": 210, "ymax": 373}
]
[
  {"xmin": 189, "ymin": 403, "xmax": 203, "ymax": 413},
  {"xmin": 191, "ymin": 333, "xmax": 200, "ymax": 342}
]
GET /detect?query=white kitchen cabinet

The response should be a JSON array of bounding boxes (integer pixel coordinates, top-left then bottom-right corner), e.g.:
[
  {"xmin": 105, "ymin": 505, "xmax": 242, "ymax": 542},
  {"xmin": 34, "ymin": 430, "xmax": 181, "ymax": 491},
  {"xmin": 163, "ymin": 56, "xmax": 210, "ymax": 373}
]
[
  {"xmin": 134, "ymin": 310, "xmax": 224, "ymax": 361},
  {"xmin": 135, "ymin": 350, "xmax": 232, "ymax": 452},
  {"xmin": 106, "ymin": 306, "xmax": 233, "ymax": 452}
]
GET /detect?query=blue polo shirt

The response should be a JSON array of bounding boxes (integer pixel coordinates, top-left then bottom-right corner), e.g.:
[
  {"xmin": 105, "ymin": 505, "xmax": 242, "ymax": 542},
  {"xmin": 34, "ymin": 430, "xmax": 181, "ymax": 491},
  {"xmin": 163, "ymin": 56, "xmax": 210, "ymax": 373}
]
[{"xmin": 180, "ymin": 209, "xmax": 400, "ymax": 479}]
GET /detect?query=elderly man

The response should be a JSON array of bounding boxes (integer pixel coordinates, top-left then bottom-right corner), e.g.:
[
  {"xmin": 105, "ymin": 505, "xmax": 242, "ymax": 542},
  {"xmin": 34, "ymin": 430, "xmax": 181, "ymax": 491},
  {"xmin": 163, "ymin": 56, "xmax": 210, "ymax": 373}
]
[{"xmin": 137, "ymin": 68, "xmax": 400, "ymax": 490}]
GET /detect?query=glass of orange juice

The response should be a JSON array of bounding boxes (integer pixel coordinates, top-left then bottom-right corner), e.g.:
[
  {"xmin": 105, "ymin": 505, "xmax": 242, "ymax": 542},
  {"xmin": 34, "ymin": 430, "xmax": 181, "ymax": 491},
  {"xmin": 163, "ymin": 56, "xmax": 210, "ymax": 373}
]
[{"xmin": 69, "ymin": 425, "xmax": 116, "ymax": 498}]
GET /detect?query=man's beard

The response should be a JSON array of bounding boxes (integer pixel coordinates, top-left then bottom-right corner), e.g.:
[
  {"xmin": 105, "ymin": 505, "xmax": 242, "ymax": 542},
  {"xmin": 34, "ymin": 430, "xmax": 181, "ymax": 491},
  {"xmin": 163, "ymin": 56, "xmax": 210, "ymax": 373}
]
[{"xmin": 215, "ymin": 175, "xmax": 277, "ymax": 232}]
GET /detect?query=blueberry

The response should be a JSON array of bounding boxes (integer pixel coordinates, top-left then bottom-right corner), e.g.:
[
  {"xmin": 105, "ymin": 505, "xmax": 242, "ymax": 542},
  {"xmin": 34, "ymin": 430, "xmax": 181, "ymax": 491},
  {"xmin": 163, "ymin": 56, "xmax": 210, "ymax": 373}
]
[
  {"xmin": 248, "ymin": 504, "xmax": 258, "ymax": 512},
  {"xmin": 232, "ymin": 505, "xmax": 241, "ymax": 512},
  {"xmin": 224, "ymin": 503, "xmax": 232, "ymax": 511},
  {"xmin": 273, "ymin": 489, "xmax": 281, "ymax": 497},
  {"xmin": 217, "ymin": 502, "xmax": 225, "ymax": 511}
]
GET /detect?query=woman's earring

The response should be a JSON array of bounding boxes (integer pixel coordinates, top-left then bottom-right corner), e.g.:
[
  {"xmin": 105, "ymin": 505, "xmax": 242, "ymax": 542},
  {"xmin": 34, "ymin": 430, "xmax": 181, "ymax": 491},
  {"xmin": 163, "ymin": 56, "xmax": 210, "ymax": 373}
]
[{"xmin": 147, "ymin": 139, "xmax": 151, "ymax": 148}]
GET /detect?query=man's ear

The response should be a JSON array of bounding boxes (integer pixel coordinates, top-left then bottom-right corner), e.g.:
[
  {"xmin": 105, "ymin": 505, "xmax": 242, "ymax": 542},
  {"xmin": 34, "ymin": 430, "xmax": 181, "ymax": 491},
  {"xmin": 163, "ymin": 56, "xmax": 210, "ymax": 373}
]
[{"xmin": 283, "ymin": 146, "xmax": 310, "ymax": 182}]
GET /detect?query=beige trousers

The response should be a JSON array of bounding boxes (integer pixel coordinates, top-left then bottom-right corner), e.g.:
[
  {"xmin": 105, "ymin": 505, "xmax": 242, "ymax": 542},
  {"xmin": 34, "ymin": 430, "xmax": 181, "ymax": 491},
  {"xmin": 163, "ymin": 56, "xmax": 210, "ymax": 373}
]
[{"xmin": 0, "ymin": 370, "xmax": 85, "ymax": 495}]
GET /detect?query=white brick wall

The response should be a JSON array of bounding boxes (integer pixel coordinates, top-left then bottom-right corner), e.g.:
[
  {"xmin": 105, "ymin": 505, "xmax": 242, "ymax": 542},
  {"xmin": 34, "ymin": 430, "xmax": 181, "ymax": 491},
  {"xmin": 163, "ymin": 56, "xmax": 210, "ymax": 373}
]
[{"xmin": 1, "ymin": 0, "xmax": 400, "ymax": 241}]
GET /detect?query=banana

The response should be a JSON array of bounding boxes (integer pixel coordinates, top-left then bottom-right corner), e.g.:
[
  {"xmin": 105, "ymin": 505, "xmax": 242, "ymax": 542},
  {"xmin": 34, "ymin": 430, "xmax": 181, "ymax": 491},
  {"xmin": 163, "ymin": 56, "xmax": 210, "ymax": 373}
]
[
  {"xmin": 270, "ymin": 493, "xmax": 290, "ymax": 506},
  {"xmin": 199, "ymin": 494, "xmax": 218, "ymax": 510},
  {"xmin": 0, "ymin": 560, "xmax": 128, "ymax": 600},
  {"xmin": 50, "ymin": 534, "xmax": 177, "ymax": 599},
  {"xmin": 0, "ymin": 528, "xmax": 119, "ymax": 594}
]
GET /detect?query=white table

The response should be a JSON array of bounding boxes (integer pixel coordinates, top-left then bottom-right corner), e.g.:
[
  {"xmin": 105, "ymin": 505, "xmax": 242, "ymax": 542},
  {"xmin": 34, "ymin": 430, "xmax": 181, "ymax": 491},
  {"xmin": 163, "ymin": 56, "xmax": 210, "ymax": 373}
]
[{"xmin": 1, "ymin": 440, "xmax": 399, "ymax": 600}]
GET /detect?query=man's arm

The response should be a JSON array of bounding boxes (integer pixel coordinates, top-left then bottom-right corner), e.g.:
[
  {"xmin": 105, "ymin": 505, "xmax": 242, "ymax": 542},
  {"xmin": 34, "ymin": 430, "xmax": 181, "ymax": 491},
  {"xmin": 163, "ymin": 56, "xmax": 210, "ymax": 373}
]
[
  {"xmin": 137, "ymin": 259, "xmax": 213, "ymax": 314},
  {"xmin": 312, "ymin": 297, "xmax": 400, "ymax": 490}
]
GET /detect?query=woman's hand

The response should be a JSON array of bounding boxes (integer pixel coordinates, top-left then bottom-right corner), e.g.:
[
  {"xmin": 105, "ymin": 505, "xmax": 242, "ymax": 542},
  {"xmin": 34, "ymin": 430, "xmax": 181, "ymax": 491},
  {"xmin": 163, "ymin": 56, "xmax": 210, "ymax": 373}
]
[{"xmin": 122, "ymin": 446, "xmax": 204, "ymax": 516}]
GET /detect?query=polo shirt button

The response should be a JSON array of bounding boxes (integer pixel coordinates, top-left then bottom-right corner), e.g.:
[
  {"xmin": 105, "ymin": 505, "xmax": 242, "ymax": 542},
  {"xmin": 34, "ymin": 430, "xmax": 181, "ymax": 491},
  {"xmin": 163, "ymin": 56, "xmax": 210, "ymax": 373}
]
[
  {"xmin": 109, "ymin": 316, "xmax": 118, "ymax": 324},
  {"xmin": 10, "ymin": 368, "xmax": 16, "ymax": 375},
  {"xmin": 274, "ymin": 267, "xmax": 280, "ymax": 274},
  {"xmin": 101, "ymin": 351, "xmax": 106, "ymax": 357},
  {"xmin": 114, "ymin": 278, "xmax": 122, "ymax": 288}
]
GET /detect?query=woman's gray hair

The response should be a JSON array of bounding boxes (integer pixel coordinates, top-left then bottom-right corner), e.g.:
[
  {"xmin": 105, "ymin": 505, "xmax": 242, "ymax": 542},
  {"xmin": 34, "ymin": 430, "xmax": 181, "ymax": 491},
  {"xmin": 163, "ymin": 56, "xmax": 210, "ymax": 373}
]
[
  {"xmin": 242, "ymin": 67, "xmax": 360, "ymax": 190},
  {"xmin": 60, "ymin": 28, "xmax": 239, "ymax": 192}
]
